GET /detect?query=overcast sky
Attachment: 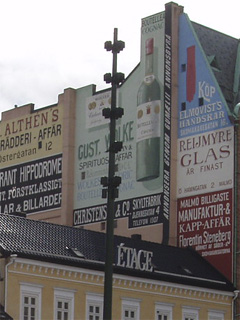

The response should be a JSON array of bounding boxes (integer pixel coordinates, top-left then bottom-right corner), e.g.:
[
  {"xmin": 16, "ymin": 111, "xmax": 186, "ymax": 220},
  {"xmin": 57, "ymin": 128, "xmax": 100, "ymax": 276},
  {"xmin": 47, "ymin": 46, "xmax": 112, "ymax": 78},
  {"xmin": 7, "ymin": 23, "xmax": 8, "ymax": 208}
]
[{"xmin": 0, "ymin": 0, "xmax": 239, "ymax": 115}]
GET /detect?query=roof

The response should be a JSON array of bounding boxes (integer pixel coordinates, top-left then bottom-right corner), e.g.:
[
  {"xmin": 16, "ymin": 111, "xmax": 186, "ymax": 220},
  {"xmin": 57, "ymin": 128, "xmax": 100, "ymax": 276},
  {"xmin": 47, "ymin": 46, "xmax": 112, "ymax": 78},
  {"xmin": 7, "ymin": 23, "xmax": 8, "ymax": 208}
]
[
  {"xmin": 192, "ymin": 21, "xmax": 240, "ymax": 110},
  {"xmin": 0, "ymin": 304, "xmax": 13, "ymax": 320},
  {"xmin": 0, "ymin": 213, "xmax": 234, "ymax": 292}
]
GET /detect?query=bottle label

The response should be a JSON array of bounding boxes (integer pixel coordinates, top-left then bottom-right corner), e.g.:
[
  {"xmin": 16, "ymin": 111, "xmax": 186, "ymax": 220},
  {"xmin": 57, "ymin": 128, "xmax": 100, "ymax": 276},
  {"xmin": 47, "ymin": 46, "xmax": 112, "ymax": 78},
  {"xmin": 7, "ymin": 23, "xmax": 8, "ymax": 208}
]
[{"xmin": 136, "ymin": 100, "xmax": 161, "ymax": 142}]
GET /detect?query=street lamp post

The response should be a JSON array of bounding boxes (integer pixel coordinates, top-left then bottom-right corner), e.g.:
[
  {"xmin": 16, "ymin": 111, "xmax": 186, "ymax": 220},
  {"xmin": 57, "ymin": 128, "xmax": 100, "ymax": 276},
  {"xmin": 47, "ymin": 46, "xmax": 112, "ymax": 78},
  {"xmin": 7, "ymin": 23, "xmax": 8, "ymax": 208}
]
[{"xmin": 101, "ymin": 28, "xmax": 125, "ymax": 320}]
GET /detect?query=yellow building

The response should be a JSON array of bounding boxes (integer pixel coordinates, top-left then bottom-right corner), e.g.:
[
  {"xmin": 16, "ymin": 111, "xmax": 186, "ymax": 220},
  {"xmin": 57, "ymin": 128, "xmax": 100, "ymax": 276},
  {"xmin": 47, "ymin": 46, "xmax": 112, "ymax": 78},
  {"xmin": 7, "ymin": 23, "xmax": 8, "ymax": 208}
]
[{"xmin": 0, "ymin": 213, "xmax": 235, "ymax": 319}]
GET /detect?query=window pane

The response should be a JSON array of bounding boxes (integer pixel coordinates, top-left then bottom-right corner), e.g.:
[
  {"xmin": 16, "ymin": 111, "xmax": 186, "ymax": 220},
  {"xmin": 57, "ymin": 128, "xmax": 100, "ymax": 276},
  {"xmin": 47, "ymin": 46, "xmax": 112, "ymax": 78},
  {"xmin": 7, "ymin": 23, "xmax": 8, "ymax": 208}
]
[
  {"xmin": 24, "ymin": 307, "xmax": 28, "ymax": 316},
  {"xmin": 31, "ymin": 307, "xmax": 35, "ymax": 317},
  {"xmin": 57, "ymin": 311, "xmax": 61, "ymax": 320}
]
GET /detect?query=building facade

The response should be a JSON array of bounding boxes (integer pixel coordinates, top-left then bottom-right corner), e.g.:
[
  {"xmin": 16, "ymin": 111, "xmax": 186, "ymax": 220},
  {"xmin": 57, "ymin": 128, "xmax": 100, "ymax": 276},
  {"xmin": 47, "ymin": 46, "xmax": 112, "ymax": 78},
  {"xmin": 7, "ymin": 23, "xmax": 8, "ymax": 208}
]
[
  {"xmin": 0, "ymin": 213, "xmax": 235, "ymax": 320},
  {"xmin": 0, "ymin": 88, "xmax": 77, "ymax": 226},
  {"xmin": 0, "ymin": 1, "xmax": 240, "ymax": 318}
]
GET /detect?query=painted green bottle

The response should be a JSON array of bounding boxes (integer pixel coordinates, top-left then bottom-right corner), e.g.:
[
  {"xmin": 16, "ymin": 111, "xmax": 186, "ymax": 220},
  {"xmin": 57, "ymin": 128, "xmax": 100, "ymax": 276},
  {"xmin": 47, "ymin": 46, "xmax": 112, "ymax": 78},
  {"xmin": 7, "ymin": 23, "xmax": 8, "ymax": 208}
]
[{"xmin": 136, "ymin": 38, "xmax": 161, "ymax": 181}]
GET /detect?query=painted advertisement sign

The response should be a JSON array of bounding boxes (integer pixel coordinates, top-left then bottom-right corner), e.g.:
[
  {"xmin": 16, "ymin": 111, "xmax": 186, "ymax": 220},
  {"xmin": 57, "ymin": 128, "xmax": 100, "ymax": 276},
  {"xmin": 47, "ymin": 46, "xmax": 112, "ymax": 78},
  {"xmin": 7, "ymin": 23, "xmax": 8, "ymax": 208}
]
[
  {"xmin": 177, "ymin": 14, "xmax": 234, "ymax": 279},
  {"xmin": 116, "ymin": 242, "xmax": 153, "ymax": 272},
  {"xmin": 0, "ymin": 105, "xmax": 63, "ymax": 214},
  {"xmin": 74, "ymin": 11, "xmax": 171, "ymax": 243}
]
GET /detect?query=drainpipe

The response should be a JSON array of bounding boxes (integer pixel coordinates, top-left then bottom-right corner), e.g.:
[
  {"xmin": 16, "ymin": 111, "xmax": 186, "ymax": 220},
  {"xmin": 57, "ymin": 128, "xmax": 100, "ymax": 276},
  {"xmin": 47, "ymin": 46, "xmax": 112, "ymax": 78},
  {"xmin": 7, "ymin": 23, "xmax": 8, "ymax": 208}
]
[
  {"xmin": 234, "ymin": 290, "xmax": 240, "ymax": 319},
  {"xmin": 5, "ymin": 255, "xmax": 17, "ymax": 313},
  {"xmin": 233, "ymin": 102, "xmax": 240, "ymax": 319}
]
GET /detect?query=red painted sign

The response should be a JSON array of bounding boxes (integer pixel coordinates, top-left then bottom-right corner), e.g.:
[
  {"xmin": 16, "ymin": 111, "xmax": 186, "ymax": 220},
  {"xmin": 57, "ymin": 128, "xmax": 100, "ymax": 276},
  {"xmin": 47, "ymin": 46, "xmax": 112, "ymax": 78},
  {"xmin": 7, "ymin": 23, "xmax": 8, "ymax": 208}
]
[{"xmin": 177, "ymin": 189, "xmax": 232, "ymax": 280}]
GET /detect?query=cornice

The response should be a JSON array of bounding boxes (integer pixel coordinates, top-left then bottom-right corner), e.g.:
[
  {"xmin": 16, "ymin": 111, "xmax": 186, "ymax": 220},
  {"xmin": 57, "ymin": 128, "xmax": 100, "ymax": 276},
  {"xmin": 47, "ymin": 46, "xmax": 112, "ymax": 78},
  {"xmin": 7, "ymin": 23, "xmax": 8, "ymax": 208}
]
[{"xmin": 9, "ymin": 257, "xmax": 233, "ymax": 304}]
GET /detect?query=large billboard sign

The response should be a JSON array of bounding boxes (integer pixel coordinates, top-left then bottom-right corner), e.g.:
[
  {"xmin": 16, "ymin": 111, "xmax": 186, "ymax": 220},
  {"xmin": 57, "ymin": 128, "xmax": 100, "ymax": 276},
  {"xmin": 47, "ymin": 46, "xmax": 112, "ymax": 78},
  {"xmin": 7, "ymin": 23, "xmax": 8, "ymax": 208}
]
[
  {"xmin": 0, "ymin": 106, "xmax": 63, "ymax": 214},
  {"xmin": 73, "ymin": 11, "xmax": 171, "ymax": 243},
  {"xmin": 177, "ymin": 14, "xmax": 234, "ymax": 280}
]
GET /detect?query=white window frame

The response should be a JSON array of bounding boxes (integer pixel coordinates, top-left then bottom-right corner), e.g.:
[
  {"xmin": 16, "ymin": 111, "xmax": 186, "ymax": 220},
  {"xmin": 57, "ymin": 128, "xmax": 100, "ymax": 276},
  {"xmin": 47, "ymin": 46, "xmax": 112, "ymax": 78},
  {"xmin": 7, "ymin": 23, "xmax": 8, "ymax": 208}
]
[
  {"xmin": 155, "ymin": 302, "xmax": 173, "ymax": 320},
  {"xmin": 86, "ymin": 292, "xmax": 103, "ymax": 320},
  {"xmin": 182, "ymin": 307, "xmax": 199, "ymax": 320},
  {"xmin": 121, "ymin": 298, "xmax": 140, "ymax": 320},
  {"xmin": 208, "ymin": 310, "xmax": 225, "ymax": 320},
  {"xmin": 20, "ymin": 283, "xmax": 42, "ymax": 320},
  {"xmin": 54, "ymin": 288, "xmax": 75, "ymax": 320}
]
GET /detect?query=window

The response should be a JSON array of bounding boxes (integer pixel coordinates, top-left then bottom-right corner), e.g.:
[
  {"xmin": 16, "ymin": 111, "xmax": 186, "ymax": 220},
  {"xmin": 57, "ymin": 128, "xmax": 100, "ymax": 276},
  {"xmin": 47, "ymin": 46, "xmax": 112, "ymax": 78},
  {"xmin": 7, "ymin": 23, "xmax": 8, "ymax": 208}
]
[
  {"xmin": 20, "ymin": 283, "xmax": 42, "ymax": 320},
  {"xmin": 86, "ymin": 293, "xmax": 103, "ymax": 320},
  {"xmin": 54, "ymin": 288, "xmax": 75, "ymax": 320},
  {"xmin": 123, "ymin": 308, "xmax": 136, "ymax": 320},
  {"xmin": 23, "ymin": 296, "xmax": 37, "ymax": 320},
  {"xmin": 182, "ymin": 307, "xmax": 199, "ymax": 320},
  {"xmin": 208, "ymin": 311, "xmax": 224, "ymax": 320},
  {"xmin": 56, "ymin": 300, "xmax": 69, "ymax": 320},
  {"xmin": 155, "ymin": 303, "xmax": 173, "ymax": 320},
  {"xmin": 121, "ymin": 298, "xmax": 140, "ymax": 320}
]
